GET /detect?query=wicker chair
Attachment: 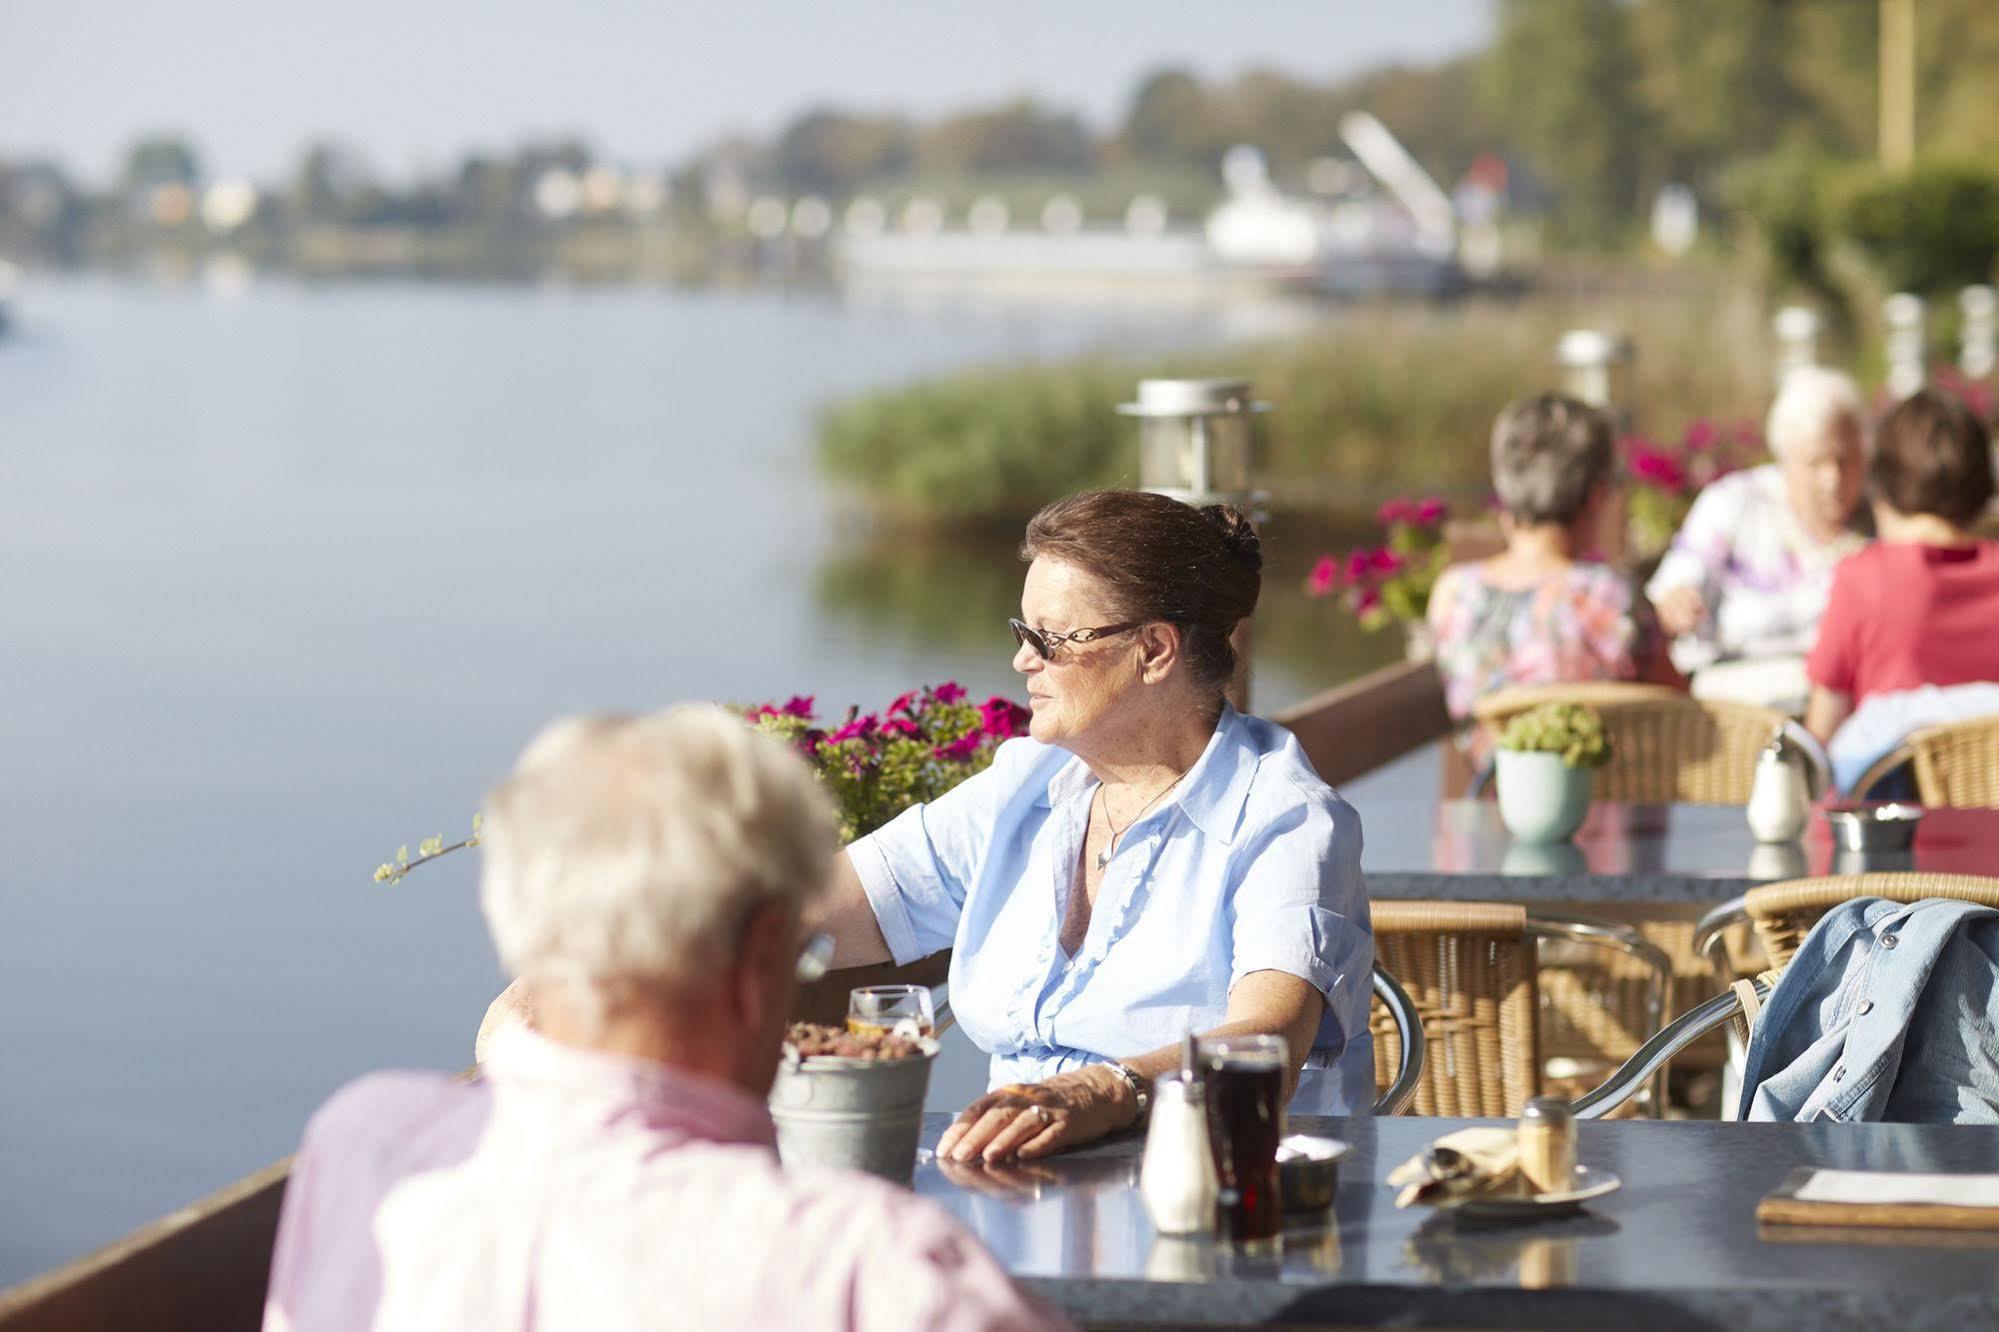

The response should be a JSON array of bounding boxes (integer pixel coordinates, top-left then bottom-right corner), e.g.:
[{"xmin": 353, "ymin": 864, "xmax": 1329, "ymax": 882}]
[
  {"xmin": 1472, "ymin": 682, "xmax": 1831, "ymax": 805},
  {"xmin": 1693, "ymin": 873, "xmax": 1999, "ymax": 978},
  {"xmin": 1368, "ymin": 901, "xmax": 1670, "ymax": 1117},
  {"xmin": 1849, "ymin": 713, "xmax": 1999, "ymax": 806}
]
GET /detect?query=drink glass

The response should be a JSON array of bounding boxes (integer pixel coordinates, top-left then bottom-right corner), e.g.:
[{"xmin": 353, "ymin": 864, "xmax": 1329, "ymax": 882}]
[
  {"xmin": 1196, "ymin": 1034, "xmax": 1288, "ymax": 1245},
  {"xmin": 847, "ymin": 984, "xmax": 935, "ymax": 1038}
]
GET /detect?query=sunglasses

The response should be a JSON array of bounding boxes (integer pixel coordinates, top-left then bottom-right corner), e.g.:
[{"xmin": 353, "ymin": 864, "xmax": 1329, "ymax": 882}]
[{"xmin": 1008, "ymin": 617, "xmax": 1145, "ymax": 662}]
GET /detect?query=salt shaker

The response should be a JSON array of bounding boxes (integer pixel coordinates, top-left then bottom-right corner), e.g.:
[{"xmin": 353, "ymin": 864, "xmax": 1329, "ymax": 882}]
[
  {"xmin": 1746, "ymin": 728, "xmax": 1810, "ymax": 843},
  {"xmin": 1140, "ymin": 1072, "xmax": 1219, "ymax": 1235},
  {"xmin": 1517, "ymin": 1096, "xmax": 1576, "ymax": 1195}
]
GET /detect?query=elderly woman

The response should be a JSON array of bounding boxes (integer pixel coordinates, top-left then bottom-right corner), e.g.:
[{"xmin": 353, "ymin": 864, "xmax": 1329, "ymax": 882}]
[
  {"xmin": 1806, "ymin": 389, "xmax": 1999, "ymax": 793},
  {"xmin": 815, "ymin": 489, "xmax": 1371, "ymax": 1164},
  {"xmin": 273, "ymin": 708, "xmax": 1066, "ymax": 1332},
  {"xmin": 1425, "ymin": 392, "xmax": 1655, "ymax": 722},
  {"xmin": 1646, "ymin": 366, "xmax": 1870, "ymax": 707}
]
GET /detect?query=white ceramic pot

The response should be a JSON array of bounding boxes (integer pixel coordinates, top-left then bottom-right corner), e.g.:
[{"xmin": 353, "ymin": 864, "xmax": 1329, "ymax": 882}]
[{"xmin": 1495, "ymin": 749, "xmax": 1593, "ymax": 843}]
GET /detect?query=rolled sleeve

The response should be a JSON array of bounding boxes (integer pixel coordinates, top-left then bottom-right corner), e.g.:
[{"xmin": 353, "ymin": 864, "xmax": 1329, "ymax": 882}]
[
  {"xmin": 1226, "ymin": 787, "xmax": 1373, "ymax": 1053},
  {"xmin": 844, "ymin": 740, "xmax": 1033, "ymax": 967}
]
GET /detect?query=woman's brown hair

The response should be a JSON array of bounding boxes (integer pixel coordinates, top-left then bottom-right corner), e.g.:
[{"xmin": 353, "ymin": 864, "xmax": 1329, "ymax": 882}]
[
  {"xmin": 1872, "ymin": 388, "xmax": 1995, "ymax": 527},
  {"xmin": 1020, "ymin": 489, "xmax": 1261, "ymax": 693}
]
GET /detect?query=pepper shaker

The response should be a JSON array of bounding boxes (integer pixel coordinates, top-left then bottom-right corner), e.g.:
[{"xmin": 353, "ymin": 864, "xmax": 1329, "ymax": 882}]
[
  {"xmin": 1746, "ymin": 728, "xmax": 1810, "ymax": 842},
  {"xmin": 1517, "ymin": 1096, "xmax": 1576, "ymax": 1195}
]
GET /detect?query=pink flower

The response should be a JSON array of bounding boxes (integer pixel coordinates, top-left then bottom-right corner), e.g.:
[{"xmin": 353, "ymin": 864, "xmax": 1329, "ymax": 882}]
[
  {"xmin": 1306, "ymin": 555, "xmax": 1339, "ymax": 597},
  {"xmin": 1344, "ymin": 550, "xmax": 1372, "ymax": 585},
  {"xmin": 828, "ymin": 713, "xmax": 880, "ymax": 744},
  {"xmin": 1353, "ymin": 587, "xmax": 1383, "ymax": 616},
  {"xmin": 797, "ymin": 728, "xmax": 827, "ymax": 754},
  {"xmin": 932, "ymin": 731, "xmax": 982, "ymax": 762},
  {"xmin": 880, "ymin": 717, "xmax": 920, "ymax": 739},
  {"xmin": 780, "ymin": 694, "xmax": 815, "ymax": 719},
  {"xmin": 1683, "ymin": 420, "xmax": 1719, "ymax": 454},
  {"xmin": 1415, "ymin": 497, "xmax": 1448, "ymax": 525},
  {"xmin": 1377, "ymin": 498, "xmax": 1416, "ymax": 526},
  {"xmin": 979, "ymin": 696, "xmax": 1029, "ymax": 740},
  {"xmin": 1630, "ymin": 447, "xmax": 1688, "ymax": 493},
  {"xmin": 1369, "ymin": 547, "xmax": 1404, "ymax": 575},
  {"xmin": 933, "ymin": 682, "xmax": 966, "ymax": 704},
  {"xmin": 887, "ymin": 691, "xmax": 918, "ymax": 717},
  {"xmin": 747, "ymin": 704, "xmax": 779, "ymax": 721}
]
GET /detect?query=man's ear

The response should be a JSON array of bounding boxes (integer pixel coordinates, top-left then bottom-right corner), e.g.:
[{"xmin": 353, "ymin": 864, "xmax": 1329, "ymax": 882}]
[
  {"xmin": 734, "ymin": 900, "xmax": 795, "ymax": 1021},
  {"xmin": 1137, "ymin": 621, "xmax": 1182, "ymax": 685}
]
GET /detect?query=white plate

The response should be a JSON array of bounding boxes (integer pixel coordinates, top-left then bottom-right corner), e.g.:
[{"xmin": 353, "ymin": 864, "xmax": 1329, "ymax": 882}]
[{"xmin": 1447, "ymin": 1164, "xmax": 1622, "ymax": 1218}]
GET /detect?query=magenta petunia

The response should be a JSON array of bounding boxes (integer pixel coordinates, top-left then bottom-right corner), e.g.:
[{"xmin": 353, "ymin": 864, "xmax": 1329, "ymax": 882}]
[
  {"xmin": 1354, "ymin": 587, "xmax": 1383, "ymax": 616},
  {"xmin": 887, "ymin": 691, "xmax": 918, "ymax": 717},
  {"xmin": 780, "ymin": 694, "xmax": 815, "ymax": 719},
  {"xmin": 979, "ymin": 696, "xmax": 1029, "ymax": 740},
  {"xmin": 932, "ymin": 730, "xmax": 983, "ymax": 762},
  {"xmin": 880, "ymin": 717, "xmax": 921, "ymax": 739},
  {"xmin": 1683, "ymin": 420, "xmax": 1719, "ymax": 454},
  {"xmin": 1416, "ymin": 497, "xmax": 1447, "ymax": 525},
  {"xmin": 1630, "ymin": 448, "xmax": 1688, "ymax": 493},
  {"xmin": 1305, "ymin": 555, "xmax": 1339, "ymax": 596},
  {"xmin": 829, "ymin": 713, "xmax": 881, "ymax": 744},
  {"xmin": 933, "ymin": 682, "xmax": 967, "ymax": 704},
  {"xmin": 1344, "ymin": 550, "xmax": 1372, "ymax": 585},
  {"xmin": 1369, "ymin": 547, "xmax": 1404, "ymax": 574},
  {"xmin": 1377, "ymin": 498, "xmax": 1416, "ymax": 526}
]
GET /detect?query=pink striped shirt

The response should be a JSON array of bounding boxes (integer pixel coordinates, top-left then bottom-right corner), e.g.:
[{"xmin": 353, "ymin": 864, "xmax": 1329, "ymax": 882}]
[{"xmin": 263, "ymin": 1029, "xmax": 1068, "ymax": 1332}]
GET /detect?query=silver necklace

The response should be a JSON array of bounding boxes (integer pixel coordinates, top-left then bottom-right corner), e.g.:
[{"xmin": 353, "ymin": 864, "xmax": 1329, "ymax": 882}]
[{"xmin": 1093, "ymin": 778, "xmax": 1180, "ymax": 870}]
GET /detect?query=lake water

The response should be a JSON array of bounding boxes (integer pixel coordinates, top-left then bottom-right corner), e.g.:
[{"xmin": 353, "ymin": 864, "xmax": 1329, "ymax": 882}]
[{"xmin": 0, "ymin": 274, "xmax": 1408, "ymax": 1285}]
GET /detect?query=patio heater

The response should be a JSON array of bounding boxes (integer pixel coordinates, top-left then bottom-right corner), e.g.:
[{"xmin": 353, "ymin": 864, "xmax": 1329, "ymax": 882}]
[
  {"xmin": 1772, "ymin": 306, "xmax": 1821, "ymax": 382},
  {"xmin": 1555, "ymin": 330, "xmax": 1636, "ymax": 430},
  {"xmin": 1961, "ymin": 285, "xmax": 1997, "ymax": 380},
  {"xmin": 1118, "ymin": 378, "xmax": 1267, "ymax": 709},
  {"xmin": 1883, "ymin": 293, "xmax": 1926, "ymax": 399}
]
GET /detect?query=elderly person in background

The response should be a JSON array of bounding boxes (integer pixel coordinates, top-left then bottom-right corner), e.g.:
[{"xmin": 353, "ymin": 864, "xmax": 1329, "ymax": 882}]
[
  {"xmin": 1646, "ymin": 366, "xmax": 1870, "ymax": 710},
  {"xmin": 1806, "ymin": 390, "xmax": 1999, "ymax": 794},
  {"xmin": 812, "ymin": 488, "xmax": 1372, "ymax": 1164},
  {"xmin": 265, "ymin": 708, "xmax": 1068, "ymax": 1332},
  {"xmin": 1427, "ymin": 393, "xmax": 1657, "ymax": 724}
]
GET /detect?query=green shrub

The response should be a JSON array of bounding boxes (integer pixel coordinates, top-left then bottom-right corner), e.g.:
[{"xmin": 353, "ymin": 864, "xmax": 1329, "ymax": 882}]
[
  {"xmin": 1839, "ymin": 160, "xmax": 1999, "ymax": 296},
  {"xmin": 1498, "ymin": 703, "xmax": 1613, "ymax": 769}
]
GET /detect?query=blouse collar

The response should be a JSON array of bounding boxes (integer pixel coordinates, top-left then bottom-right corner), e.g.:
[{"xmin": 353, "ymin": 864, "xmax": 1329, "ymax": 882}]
[{"xmin": 1037, "ymin": 702, "xmax": 1260, "ymax": 845}]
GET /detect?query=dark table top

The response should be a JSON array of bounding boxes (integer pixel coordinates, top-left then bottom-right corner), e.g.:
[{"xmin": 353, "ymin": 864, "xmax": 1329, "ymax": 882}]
[
  {"xmin": 915, "ymin": 1112, "xmax": 1999, "ymax": 1330},
  {"xmin": 1359, "ymin": 799, "xmax": 1999, "ymax": 907}
]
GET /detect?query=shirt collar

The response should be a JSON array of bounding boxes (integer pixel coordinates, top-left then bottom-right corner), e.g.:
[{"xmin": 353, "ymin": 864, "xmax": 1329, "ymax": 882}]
[
  {"xmin": 1038, "ymin": 702, "xmax": 1260, "ymax": 846},
  {"xmin": 484, "ymin": 1026, "xmax": 778, "ymax": 1149}
]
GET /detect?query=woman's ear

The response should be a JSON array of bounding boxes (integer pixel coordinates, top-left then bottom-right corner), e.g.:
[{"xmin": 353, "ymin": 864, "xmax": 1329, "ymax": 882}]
[{"xmin": 1136, "ymin": 622, "xmax": 1182, "ymax": 685}]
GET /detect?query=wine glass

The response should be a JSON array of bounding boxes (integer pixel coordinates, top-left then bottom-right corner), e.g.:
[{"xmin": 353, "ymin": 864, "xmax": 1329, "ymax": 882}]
[{"xmin": 847, "ymin": 984, "xmax": 935, "ymax": 1038}]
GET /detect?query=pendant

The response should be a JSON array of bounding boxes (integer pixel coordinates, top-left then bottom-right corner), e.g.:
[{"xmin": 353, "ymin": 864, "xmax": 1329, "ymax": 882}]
[{"xmin": 1096, "ymin": 848, "xmax": 1110, "ymax": 871}]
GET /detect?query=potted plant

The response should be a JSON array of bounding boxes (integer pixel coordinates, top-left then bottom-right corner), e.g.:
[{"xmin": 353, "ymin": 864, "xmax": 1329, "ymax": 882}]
[{"xmin": 1493, "ymin": 702, "xmax": 1613, "ymax": 843}]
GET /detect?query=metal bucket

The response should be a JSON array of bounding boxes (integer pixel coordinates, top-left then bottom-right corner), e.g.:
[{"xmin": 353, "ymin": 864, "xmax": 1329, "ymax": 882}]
[{"xmin": 768, "ymin": 1047, "xmax": 936, "ymax": 1182}]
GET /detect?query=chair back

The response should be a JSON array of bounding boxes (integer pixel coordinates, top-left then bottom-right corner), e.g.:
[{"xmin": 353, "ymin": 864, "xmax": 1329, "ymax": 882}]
[
  {"xmin": 1473, "ymin": 682, "xmax": 1827, "ymax": 804},
  {"xmin": 1370, "ymin": 963, "xmax": 1426, "ymax": 1115},
  {"xmin": 1908, "ymin": 714, "xmax": 1999, "ymax": 808},
  {"xmin": 1743, "ymin": 873, "xmax": 1999, "ymax": 968},
  {"xmin": 1369, "ymin": 901, "xmax": 1539, "ymax": 1116}
]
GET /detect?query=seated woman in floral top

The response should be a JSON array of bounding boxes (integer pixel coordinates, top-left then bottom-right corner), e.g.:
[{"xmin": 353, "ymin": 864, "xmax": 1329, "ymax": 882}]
[{"xmin": 1428, "ymin": 393, "xmax": 1657, "ymax": 721}]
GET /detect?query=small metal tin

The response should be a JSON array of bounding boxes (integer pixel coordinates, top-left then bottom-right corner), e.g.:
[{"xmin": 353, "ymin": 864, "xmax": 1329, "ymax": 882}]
[
  {"xmin": 1275, "ymin": 1134, "xmax": 1350, "ymax": 1212},
  {"xmin": 1824, "ymin": 803, "xmax": 1924, "ymax": 852}
]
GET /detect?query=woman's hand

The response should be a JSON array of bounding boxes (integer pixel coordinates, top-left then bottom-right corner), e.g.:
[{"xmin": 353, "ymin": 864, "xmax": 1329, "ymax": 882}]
[{"xmin": 936, "ymin": 1064, "xmax": 1137, "ymax": 1163}]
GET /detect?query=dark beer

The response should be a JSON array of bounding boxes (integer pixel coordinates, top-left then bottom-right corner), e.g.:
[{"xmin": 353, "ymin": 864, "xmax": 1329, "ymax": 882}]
[{"xmin": 1197, "ymin": 1036, "xmax": 1287, "ymax": 1244}]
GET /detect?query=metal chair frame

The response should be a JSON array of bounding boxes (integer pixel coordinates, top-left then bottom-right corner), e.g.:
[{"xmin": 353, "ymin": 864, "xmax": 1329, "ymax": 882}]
[
  {"xmin": 1372, "ymin": 962, "xmax": 1426, "ymax": 1115},
  {"xmin": 1527, "ymin": 912, "xmax": 1676, "ymax": 1114},
  {"xmin": 1572, "ymin": 975, "xmax": 1774, "ymax": 1119}
]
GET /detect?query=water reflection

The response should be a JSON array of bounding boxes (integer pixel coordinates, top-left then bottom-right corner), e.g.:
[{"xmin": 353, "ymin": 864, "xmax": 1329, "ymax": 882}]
[{"xmin": 1403, "ymin": 1212, "xmax": 1618, "ymax": 1288}]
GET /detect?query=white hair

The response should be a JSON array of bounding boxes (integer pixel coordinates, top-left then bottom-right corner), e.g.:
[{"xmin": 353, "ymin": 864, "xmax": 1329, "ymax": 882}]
[
  {"xmin": 478, "ymin": 705, "xmax": 836, "ymax": 993},
  {"xmin": 1766, "ymin": 365, "xmax": 1866, "ymax": 460}
]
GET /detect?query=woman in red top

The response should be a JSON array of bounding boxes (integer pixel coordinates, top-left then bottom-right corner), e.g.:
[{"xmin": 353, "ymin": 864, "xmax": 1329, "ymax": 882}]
[{"xmin": 1806, "ymin": 389, "xmax": 1999, "ymax": 790}]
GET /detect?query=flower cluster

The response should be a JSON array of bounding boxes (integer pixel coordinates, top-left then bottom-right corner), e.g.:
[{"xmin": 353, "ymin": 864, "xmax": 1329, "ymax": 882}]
[
  {"xmin": 1304, "ymin": 497, "xmax": 1451, "ymax": 630},
  {"xmin": 1622, "ymin": 418, "xmax": 1765, "ymax": 560},
  {"xmin": 743, "ymin": 683, "xmax": 1029, "ymax": 843}
]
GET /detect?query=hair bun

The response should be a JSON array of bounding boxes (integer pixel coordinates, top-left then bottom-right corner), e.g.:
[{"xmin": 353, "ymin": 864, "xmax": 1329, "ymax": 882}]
[{"xmin": 1200, "ymin": 503, "xmax": 1263, "ymax": 574}]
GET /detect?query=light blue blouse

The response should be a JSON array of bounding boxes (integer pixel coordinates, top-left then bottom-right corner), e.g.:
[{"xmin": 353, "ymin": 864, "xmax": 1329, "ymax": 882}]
[{"xmin": 849, "ymin": 705, "xmax": 1375, "ymax": 1114}]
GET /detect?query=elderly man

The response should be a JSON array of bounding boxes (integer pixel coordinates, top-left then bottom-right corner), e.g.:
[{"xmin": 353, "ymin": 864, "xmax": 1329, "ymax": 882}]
[
  {"xmin": 263, "ymin": 707, "xmax": 1068, "ymax": 1332},
  {"xmin": 1646, "ymin": 365, "xmax": 1870, "ymax": 710}
]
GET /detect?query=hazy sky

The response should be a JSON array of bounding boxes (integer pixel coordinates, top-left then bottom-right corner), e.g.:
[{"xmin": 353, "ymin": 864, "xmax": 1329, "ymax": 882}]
[{"xmin": 2, "ymin": 0, "xmax": 1491, "ymax": 185}]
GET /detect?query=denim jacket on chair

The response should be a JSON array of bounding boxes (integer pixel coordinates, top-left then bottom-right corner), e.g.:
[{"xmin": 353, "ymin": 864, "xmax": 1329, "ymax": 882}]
[{"xmin": 1736, "ymin": 897, "xmax": 1999, "ymax": 1124}]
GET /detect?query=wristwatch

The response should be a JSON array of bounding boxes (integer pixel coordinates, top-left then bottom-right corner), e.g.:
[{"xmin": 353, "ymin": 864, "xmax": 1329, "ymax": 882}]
[{"xmin": 1108, "ymin": 1062, "xmax": 1151, "ymax": 1126}]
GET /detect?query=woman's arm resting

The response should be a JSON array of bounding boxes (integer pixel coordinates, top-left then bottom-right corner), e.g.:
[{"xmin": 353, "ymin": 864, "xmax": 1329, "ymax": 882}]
[
  {"xmin": 937, "ymin": 970, "xmax": 1325, "ymax": 1163},
  {"xmin": 809, "ymin": 849, "xmax": 893, "ymax": 968}
]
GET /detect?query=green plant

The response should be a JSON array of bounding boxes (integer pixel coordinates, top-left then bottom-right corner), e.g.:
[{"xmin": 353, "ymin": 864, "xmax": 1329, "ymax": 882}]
[
  {"xmin": 1497, "ymin": 702, "xmax": 1613, "ymax": 769},
  {"xmin": 1838, "ymin": 160, "xmax": 1999, "ymax": 297}
]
